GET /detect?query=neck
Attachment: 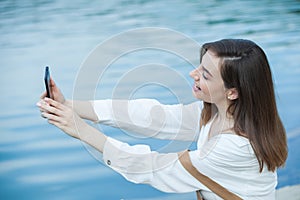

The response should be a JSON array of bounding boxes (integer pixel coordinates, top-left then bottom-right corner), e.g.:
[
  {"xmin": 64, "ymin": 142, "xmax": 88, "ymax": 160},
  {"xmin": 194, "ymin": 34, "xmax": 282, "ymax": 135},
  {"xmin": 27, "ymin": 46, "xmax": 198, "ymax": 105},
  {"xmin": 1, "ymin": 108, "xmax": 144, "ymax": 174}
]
[
  {"xmin": 213, "ymin": 101, "xmax": 235, "ymax": 131},
  {"xmin": 215, "ymin": 101, "xmax": 230, "ymax": 120}
]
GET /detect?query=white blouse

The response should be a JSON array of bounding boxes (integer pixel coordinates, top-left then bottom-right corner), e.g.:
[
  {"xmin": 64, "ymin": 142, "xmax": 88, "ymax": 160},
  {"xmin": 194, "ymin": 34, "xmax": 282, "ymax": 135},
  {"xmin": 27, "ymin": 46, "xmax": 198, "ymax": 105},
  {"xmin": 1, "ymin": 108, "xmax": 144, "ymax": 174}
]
[{"xmin": 92, "ymin": 99, "xmax": 277, "ymax": 200}]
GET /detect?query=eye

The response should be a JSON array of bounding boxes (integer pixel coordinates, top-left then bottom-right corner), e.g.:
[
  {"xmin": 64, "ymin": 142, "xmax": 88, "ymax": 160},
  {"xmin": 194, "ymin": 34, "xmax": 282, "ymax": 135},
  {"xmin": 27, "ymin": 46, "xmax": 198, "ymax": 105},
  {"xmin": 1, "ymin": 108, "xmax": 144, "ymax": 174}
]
[{"xmin": 202, "ymin": 71, "xmax": 208, "ymax": 80}]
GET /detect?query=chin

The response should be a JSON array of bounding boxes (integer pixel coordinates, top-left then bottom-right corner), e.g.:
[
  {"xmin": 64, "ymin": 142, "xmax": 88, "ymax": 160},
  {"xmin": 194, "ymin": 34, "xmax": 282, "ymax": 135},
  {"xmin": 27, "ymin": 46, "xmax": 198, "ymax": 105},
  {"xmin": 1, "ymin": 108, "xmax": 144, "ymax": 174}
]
[
  {"xmin": 192, "ymin": 90, "xmax": 210, "ymax": 102},
  {"xmin": 192, "ymin": 93, "xmax": 203, "ymax": 101}
]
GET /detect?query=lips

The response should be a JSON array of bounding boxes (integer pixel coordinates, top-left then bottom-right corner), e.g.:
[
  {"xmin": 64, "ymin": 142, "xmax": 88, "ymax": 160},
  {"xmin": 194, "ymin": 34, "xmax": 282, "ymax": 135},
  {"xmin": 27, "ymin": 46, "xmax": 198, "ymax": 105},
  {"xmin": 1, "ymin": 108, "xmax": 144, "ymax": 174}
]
[{"xmin": 193, "ymin": 84, "xmax": 201, "ymax": 92}]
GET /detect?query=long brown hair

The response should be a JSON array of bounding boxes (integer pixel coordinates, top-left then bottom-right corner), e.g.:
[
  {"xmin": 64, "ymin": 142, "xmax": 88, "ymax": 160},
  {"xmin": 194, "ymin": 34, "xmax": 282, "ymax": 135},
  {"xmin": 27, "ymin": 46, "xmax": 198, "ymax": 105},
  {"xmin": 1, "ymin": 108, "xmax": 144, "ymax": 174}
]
[{"xmin": 200, "ymin": 39, "xmax": 287, "ymax": 172}]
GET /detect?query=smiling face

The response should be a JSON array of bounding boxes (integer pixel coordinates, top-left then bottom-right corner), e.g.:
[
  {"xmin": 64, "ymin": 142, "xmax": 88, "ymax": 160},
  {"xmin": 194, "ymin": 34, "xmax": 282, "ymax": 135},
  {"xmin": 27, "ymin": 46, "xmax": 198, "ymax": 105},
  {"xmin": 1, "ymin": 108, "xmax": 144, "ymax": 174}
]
[{"xmin": 189, "ymin": 50, "xmax": 227, "ymax": 104}]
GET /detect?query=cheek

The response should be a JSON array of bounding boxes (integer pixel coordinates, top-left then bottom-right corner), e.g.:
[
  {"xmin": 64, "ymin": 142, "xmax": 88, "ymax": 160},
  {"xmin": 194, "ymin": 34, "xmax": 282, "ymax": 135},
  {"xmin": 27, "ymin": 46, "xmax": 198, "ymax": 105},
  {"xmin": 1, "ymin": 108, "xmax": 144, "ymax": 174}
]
[
  {"xmin": 210, "ymin": 83, "xmax": 227, "ymax": 101},
  {"xmin": 200, "ymin": 80, "xmax": 210, "ymax": 94},
  {"xmin": 201, "ymin": 80, "xmax": 225, "ymax": 100}
]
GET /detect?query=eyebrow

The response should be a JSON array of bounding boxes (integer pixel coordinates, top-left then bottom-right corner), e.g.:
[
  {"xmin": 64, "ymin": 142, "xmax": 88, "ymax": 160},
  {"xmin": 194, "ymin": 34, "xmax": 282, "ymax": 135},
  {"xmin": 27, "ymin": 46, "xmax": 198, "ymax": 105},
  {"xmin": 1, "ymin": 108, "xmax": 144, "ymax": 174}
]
[{"xmin": 202, "ymin": 65, "xmax": 213, "ymax": 77}]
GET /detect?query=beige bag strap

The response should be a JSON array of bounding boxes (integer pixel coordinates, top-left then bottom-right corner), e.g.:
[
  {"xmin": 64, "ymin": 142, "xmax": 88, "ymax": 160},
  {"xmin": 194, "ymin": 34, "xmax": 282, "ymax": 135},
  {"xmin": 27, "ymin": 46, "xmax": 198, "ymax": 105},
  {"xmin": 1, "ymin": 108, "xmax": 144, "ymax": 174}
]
[{"xmin": 178, "ymin": 151, "xmax": 242, "ymax": 200}]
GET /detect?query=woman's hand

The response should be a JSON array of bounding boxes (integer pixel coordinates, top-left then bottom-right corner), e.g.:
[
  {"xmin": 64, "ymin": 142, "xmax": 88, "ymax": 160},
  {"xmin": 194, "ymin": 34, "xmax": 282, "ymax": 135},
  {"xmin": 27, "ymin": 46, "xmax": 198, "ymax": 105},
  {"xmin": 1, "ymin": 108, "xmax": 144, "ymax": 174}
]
[
  {"xmin": 37, "ymin": 97, "xmax": 107, "ymax": 152},
  {"xmin": 39, "ymin": 77, "xmax": 71, "ymax": 116},
  {"xmin": 40, "ymin": 77, "xmax": 66, "ymax": 104},
  {"xmin": 38, "ymin": 77, "xmax": 99, "ymax": 122},
  {"xmin": 37, "ymin": 97, "xmax": 87, "ymax": 139}
]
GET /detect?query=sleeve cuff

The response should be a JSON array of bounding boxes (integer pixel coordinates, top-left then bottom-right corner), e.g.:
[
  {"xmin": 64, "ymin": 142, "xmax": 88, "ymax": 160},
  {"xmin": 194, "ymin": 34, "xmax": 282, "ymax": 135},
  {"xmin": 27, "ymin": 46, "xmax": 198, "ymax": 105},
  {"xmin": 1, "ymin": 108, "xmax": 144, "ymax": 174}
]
[
  {"xmin": 92, "ymin": 100, "xmax": 113, "ymax": 122},
  {"xmin": 102, "ymin": 137, "xmax": 153, "ymax": 173},
  {"xmin": 102, "ymin": 137, "xmax": 153, "ymax": 183},
  {"xmin": 102, "ymin": 137, "xmax": 123, "ymax": 167}
]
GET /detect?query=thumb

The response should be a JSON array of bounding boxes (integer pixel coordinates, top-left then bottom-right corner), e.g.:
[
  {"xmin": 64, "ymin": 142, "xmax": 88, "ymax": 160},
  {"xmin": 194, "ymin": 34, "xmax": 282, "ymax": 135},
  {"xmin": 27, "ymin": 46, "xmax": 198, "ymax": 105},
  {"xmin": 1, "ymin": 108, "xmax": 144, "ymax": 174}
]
[{"xmin": 50, "ymin": 77, "xmax": 57, "ymax": 88}]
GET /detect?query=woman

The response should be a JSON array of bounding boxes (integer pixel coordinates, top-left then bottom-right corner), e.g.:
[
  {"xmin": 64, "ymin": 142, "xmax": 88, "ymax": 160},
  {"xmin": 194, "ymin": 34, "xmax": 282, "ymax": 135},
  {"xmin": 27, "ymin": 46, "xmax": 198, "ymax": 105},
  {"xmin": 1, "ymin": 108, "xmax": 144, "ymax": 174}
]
[{"xmin": 37, "ymin": 39, "xmax": 287, "ymax": 199}]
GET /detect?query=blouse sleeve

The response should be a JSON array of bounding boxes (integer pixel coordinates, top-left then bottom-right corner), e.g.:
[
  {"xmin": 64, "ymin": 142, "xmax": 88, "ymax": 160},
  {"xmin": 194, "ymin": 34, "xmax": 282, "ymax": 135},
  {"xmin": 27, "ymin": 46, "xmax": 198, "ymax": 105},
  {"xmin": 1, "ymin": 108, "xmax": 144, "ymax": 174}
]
[
  {"xmin": 92, "ymin": 99, "xmax": 203, "ymax": 141},
  {"xmin": 102, "ymin": 137, "xmax": 206, "ymax": 193},
  {"xmin": 102, "ymin": 135, "xmax": 277, "ymax": 198}
]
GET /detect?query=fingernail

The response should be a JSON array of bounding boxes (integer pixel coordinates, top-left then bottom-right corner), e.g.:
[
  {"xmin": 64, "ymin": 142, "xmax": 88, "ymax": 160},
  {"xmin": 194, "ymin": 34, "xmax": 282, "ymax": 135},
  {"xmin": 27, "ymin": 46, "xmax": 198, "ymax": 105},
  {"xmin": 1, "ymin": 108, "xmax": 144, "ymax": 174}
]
[
  {"xmin": 36, "ymin": 102, "xmax": 41, "ymax": 107},
  {"xmin": 44, "ymin": 98, "xmax": 50, "ymax": 102}
]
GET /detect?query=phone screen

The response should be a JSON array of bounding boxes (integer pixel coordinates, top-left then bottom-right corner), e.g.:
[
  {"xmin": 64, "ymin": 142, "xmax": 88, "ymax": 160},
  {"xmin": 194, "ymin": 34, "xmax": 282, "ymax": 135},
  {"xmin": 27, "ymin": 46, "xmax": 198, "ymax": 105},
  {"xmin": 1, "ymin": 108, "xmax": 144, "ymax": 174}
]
[{"xmin": 44, "ymin": 66, "xmax": 52, "ymax": 99}]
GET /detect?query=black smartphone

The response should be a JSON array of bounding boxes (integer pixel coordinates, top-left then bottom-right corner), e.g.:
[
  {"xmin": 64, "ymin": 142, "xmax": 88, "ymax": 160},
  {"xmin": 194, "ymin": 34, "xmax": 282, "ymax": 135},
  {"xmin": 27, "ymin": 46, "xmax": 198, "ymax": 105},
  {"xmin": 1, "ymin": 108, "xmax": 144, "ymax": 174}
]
[{"xmin": 44, "ymin": 66, "xmax": 52, "ymax": 99}]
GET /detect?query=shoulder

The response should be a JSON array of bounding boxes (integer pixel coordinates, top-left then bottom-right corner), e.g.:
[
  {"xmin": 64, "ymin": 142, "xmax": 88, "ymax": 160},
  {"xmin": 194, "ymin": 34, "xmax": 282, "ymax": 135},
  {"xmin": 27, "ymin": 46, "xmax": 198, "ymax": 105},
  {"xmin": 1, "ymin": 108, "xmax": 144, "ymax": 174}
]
[{"xmin": 198, "ymin": 134, "xmax": 255, "ymax": 165}]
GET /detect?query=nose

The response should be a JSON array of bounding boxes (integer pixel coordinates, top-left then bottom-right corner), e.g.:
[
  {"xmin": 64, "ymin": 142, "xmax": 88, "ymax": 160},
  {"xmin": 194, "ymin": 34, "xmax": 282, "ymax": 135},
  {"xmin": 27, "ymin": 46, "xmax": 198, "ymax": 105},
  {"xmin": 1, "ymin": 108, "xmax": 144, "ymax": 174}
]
[{"xmin": 189, "ymin": 68, "xmax": 200, "ymax": 81}]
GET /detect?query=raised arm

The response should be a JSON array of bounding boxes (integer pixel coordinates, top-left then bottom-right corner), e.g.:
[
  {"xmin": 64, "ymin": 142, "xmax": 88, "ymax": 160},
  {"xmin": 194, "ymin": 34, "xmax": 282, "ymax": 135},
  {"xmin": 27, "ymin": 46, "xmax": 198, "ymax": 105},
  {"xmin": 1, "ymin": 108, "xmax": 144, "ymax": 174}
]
[
  {"xmin": 92, "ymin": 99, "xmax": 203, "ymax": 141},
  {"xmin": 37, "ymin": 97, "xmax": 205, "ymax": 193},
  {"xmin": 39, "ymin": 78, "xmax": 202, "ymax": 141},
  {"xmin": 101, "ymin": 135, "xmax": 274, "ymax": 199},
  {"xmin": 37, "ymin": 98, "xmax": 274, "ymax": 199},
  {"xmin": 64, "ymin": 100, "xmax": 98, "ymax": 122}
]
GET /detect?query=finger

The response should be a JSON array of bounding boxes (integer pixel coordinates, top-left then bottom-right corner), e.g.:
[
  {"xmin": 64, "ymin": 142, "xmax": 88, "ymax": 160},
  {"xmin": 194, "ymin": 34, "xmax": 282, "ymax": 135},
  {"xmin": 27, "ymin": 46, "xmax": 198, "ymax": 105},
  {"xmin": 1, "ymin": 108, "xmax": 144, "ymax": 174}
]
[
  {"xmin": 36, "ymin": 101, "xmax": 47, "ymax": 117},
  {"xmin": 39, "ymin": 100, "xmax": 63, "ymax": 116},
  {"xmin": 49, "ymin": 78, "xmax": 61, "ymax": 100},
  {"xmin": 44, "ymin": 97, "xmax": 65, "ymax": 111},
  {"xmin": 50, "ymin": 77, "xmax": 57, "ymax": 88},
  {"xmin": 40, "ymin": 112, "xmax": 47, "ymax": 118},
  {"xmin": 39, "ymin": 107, "xmax": 47, "ymax": 113},
  {"xmin": 40, "ymin": 91, "xmax": 47, "ymax": 99},
  {"xmin": 37, "ymin": 101, "xmax": 52, "ymax": 116},
  {"xmin": 42, "ymin": 112, "xmax": 63, "ymax": 122},
  {"xmin": 36, "ymin": 100, "xmax": 48, "ymax": 110},
  {"xmin": 41, "ymin": 112, "xmax": 46, "ymax": 118}
]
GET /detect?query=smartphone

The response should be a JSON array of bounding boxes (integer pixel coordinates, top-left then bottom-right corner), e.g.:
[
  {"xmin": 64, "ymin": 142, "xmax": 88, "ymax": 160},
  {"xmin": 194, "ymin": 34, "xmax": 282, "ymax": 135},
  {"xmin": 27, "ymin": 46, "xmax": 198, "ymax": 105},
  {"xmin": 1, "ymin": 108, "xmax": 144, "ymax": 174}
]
[{"xmin": 44, "ymin": 66, "xmax": 52, "ymax": 99}]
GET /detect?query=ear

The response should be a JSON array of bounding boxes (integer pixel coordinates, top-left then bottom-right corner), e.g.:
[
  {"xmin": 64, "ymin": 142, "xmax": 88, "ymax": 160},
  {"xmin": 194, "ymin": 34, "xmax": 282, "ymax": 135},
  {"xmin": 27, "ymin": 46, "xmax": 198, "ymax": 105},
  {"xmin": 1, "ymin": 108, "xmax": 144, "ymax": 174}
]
[{"xmin": 227, "ymin": 88, "xmax": 239, "ymax": 100}]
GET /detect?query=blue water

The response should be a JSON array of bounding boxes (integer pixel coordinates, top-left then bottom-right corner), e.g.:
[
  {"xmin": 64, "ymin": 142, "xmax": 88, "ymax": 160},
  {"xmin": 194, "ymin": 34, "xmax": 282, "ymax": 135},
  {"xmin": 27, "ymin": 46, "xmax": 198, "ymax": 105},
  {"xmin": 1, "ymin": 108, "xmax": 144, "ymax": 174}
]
[{"xmin": 1, "ymin": 0, "xmax": 300, "ymax": 199}]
